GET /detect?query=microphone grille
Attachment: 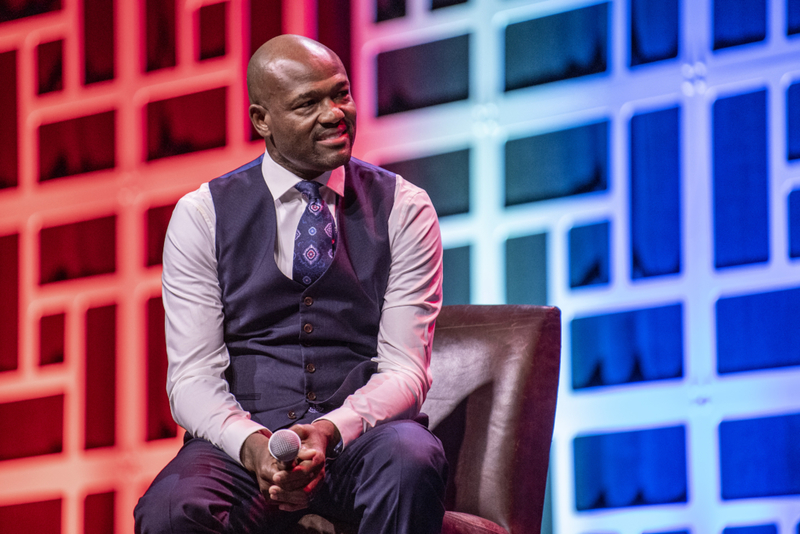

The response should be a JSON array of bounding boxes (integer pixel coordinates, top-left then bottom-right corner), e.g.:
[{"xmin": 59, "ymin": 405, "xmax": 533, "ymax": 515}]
[{"xmin": 268, "ymin": 429, "xmax": 301, "ymax": 463}]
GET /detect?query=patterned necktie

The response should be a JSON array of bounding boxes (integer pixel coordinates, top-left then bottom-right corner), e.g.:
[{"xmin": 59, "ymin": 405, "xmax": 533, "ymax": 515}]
[{"xmin": 293, "ymin": 180, "xmax": 336, "ymax": 286}]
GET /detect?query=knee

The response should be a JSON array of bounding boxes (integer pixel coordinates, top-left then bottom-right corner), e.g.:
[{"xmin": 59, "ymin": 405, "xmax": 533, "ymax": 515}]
[
  {"xmin": 134, "ymin": 474, "xmax": 177, "ymax": 534},
  {"xmin": 384, "ymin": 421, "xmax": 448, "ymax": 486},
  {"xmin": 135, "ymin": 473, "xmax": 222, "ymax": 534}
]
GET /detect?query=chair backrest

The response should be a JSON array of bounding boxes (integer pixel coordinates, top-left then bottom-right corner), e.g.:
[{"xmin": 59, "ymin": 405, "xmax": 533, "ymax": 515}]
[{"xmin": 422, "ymin": 305, "xmax": 561, "ymax": 534}]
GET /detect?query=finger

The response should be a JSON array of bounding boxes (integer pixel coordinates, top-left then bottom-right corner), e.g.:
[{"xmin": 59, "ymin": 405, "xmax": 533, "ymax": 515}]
[
  {"xmin": 304, "ymin": 469, "xmax": 325, "ymax": 494},
  {"xmin": 274, "ymin": 458, "xmax": 324, "ymax": 488},
  {"xmin": 269, "ymin": 486, "xmax": 310, "ymax": 506},
  {"xmin": 275, "ymin": 477, "xmax": 318, "ymax": 492},
  {"xmin": 275, "ymin": 459, "xmax": 293, "ymax": 472},
  {"xmin": 290, "ymin": 424, "xmax": 311, "ymax": 440},
  {"xmin": 273, "ymin": 470, "xmax": 313, "ymax": 490},
  {"xmin": 296, "ymin": 449, "xmax": 317, "ymax": 462}
]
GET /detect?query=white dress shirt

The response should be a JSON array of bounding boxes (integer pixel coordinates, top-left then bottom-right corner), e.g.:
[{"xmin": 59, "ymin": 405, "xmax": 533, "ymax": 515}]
[{"xmin": 162, "ymin": 150, "xmax": 443, "ymax": 463}]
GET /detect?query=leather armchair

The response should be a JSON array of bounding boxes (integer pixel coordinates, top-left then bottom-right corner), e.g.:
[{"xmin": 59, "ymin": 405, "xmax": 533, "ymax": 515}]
[{"xmin": 295, "ymin": 304, "xmax": 561, "ymax": 534}]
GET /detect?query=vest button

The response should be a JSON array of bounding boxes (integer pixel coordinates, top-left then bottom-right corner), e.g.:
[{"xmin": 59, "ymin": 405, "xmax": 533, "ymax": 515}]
[
  {"xmin": 304, "ymin": 296, "xmax": 314, "ymax": 306},
  {"xmin": 306, "ymin": 391, "xmax": 317, "ymax": 401},
  {"xmin": 287, "ymin": 410, "xmax": 297, "ymax": 420},
  {"xmin": 305, "ymin": 363, "xmax": 316, "ymax": 373},
  {"xmin": 303, "ymin": 323, "xmax": 313, "ymax": 334}
]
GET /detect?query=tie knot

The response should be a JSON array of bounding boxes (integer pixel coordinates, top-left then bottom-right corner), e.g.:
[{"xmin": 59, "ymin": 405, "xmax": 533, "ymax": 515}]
[{"xmin": 295, "ymin": 180, "xmax": 322, "ymax": 202}]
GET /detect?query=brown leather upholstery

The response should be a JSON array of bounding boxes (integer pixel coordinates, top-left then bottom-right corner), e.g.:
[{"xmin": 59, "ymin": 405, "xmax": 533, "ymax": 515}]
[{"xmin": 293, "ymin": 304, "xmax": 561, "ymax": 534}]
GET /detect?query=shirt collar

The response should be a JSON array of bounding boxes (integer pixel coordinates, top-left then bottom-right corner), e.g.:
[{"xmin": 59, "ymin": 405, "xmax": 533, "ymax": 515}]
[{"xmin": 261, "ymin": 149, "xmax": 346, "ymax": 200}]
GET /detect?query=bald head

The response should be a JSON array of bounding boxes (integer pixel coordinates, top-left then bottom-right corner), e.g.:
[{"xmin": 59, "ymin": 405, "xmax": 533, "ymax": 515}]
[
  {"xmin": 246, "ymin": 35, "xmax": 356, "ymax": 180},
  {"xmin": 247, "ymin": 34, "xmax": 342, "ymax": 107}
]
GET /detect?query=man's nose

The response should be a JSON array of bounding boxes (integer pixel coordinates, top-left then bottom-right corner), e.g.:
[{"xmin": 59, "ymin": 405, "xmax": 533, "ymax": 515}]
[{"xmin": 320, "ymin": 100, "xmax": 345, "ymax": 123}]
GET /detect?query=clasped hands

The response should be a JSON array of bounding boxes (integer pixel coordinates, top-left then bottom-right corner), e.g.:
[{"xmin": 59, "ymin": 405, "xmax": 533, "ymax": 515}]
[{"xmin": 241, "ymin": 420, "xmax": 339, "ymax": 512}]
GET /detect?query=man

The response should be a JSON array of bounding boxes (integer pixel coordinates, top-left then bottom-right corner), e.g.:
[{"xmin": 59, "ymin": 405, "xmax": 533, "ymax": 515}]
[{"xmin": 134, "ymin": 34, "xmax": 447, "ymax": 534}]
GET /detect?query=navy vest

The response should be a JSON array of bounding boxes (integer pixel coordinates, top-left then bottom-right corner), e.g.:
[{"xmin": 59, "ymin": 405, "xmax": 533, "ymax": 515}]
[{"xmin": 209, "ymin": 155, "xmax": 396, "ymax": 431}]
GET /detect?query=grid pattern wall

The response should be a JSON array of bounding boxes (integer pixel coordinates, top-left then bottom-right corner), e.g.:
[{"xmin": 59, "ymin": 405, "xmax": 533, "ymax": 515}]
[
  {"xmin": 350, "ymin": 0, "xmax": 800, "ymax": 533},
  {"xmin": 0, "ymin": 1, "xmax": 349, "ymax": 532},
  {"xmin": 3, "ymin": 0, "xmax": 800, "ymax": 533}
]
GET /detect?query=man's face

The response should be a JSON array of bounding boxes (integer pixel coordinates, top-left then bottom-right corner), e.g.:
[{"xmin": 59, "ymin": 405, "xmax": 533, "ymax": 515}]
[{"xmin": 259, "ymin": 53, "xmax": 356, "ymax": 179}]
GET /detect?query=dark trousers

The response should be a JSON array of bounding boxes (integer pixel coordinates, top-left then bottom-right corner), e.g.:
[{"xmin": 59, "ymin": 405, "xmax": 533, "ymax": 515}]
[{"xmin": 134, "ymin": 420, "xmax": 448, "ymax": 534}]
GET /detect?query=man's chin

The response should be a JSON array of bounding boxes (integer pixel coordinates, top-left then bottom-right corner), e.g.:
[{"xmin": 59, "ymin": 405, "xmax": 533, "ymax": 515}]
[
  {"xmin": 318, "ymin": 143, "xmax": 353, "ymax": 167},
  {"xmin": 328, "ymin": 151, "xmax": 352, "ymax": 169}
]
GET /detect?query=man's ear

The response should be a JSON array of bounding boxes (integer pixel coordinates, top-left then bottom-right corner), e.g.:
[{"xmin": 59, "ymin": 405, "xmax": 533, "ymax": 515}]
[{"xmin": 249, "ymin": 103, "xmax": 271, "ymax": 139}]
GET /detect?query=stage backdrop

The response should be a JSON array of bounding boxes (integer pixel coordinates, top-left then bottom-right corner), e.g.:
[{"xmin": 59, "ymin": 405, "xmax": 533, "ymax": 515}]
[{"xmin": 1, "ymin": 0, "xmax": 799, "ymax": 533}]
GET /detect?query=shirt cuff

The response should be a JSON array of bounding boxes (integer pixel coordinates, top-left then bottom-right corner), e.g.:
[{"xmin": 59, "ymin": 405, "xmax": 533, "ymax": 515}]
[
  {"xmin": 315, "ymin": 407, "xmax": 364, "ymax": 449},
  {"xmin": 220, "ymin": 418, "xmax": 270, "ymax": 465}
]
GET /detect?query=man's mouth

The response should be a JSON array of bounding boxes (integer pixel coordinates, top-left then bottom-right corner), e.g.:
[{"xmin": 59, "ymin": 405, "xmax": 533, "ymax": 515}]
[{"xmin": 317, "ymin": 126, "xmax": 350, "ymax": 145}]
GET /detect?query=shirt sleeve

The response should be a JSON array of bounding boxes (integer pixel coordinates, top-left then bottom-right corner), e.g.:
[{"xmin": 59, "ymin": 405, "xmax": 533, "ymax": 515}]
[
  {"xmin": 162, "ymin": 185, "xmax": 266, "ymax": 463},
  {"xmin": 317, "ymin": 176, "xmax": 443, "ymax": 447}
]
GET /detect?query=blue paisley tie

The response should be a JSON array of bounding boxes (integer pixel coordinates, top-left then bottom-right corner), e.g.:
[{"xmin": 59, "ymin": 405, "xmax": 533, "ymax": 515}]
[{"xmin": 293, "ymin": 180, "xmax": 336, "ymax": 286}]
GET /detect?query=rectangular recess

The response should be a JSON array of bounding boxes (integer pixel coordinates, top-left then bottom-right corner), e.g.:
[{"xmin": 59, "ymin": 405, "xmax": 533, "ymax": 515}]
[
  {"xmin": 713, "ymin": 0, "xmax": 767, "ymax": 50},
  {"xmin": 505, "ymin": 233, "xmax": 547, "ymax": 305},
  {"xmin": 248, "ymin": 0, "xmax": 282, "ymax": 141},
  {"xmin": 147, "ymin": 297, "xmax": 177, "ymax": 441},
  {"xmin": 83, "ymin": 0, "xmax": 114, "ymax": 84},
  {"xmin": 574, "ymin": 425, "xmax": 687, "ymax": 510},
  {"xmin": 788, "ymin": 82, "xmax": 800, "ymax": 160},
  {"xmin": 505, "ymin": 3, "xmax": 608, "ymax": 91},
  {"xmin": 39, "ymin": 216, "xmax": 116, "ymax": 284},
  {"xmin": 569, "ymin": 221, "xmax": 610, "ymax": 288},
  {"xmin": 713, "ymin": 89, "xmax": 769, "ymax": 268},
  {"xmin": 318, "ymin": 0, "xmax": 352, "ymax": 77},
  {"xmin": 630, "ymin": 0, "xmax": 679, "ymax": 66},
  {"xmin": 249, "ymin": 0, "xmax": 282, "ymax": 56},
  {"xmin": 381, "ymin": 149, "xmax": 470, "ymax": 217},
  {"xmin": 443, "ymin": 246, "xmax": 470, "ymax": 305},
  {"xmin": 630, "ymin": 106, "xmax": 681, "ymax": 278},
  {"xmin": 37, "ymin": 39, "xmax": 63, "ymax": 94},
  {"xmin": 0, "ymin": 498, "xmax": 61, "ymax": 534},
  {"xmin": 722, "ymin": 526, "xmax": 777, "ymax": 534},
  {"xmin": 572, "ymin": 304, "xmax": 683, "ymax": 389},
  {"xmin": 716, "ymin": 286, "xmax": 800, "ymax": 373},
  {"xmin": 146, "ymin": 87, "xmax": 227, "ymax": 160},
  {"xmin": 84, "ymin": 492, "xmax": 114, "ymax": 534},
  {"xmin": 40, "ymin": 313, "xmax": 65, "ymax": 366},
  {"xmin": 505, "ymin": 121, "xmax": 608, "ymax": 206},
  {"xmin": 790, "ymin": 190, "xmax": 800, "ymax": 258},
  {"xmin": 720, "ymin": 413, "xmax": 800, "ymax": 499},
  {"xmin": 0, "ymin": 395, "xmax": 64, "ymax": 460},
  {"xmin": 198, "ymin": 2, "xmax": 226, "ymax": 61},
  {"xmin": 0, "ymin": 50, "xmax": 18, "ymax": 189},
  {"xmin": 0, "ymin": 233, "xmax": 19, "ymax": 372},
  {"xmin": 375, "ymin": 0, "xmax": 405, "ymax": 22},
  {"xmin": 85, "ymin": 305, "xmax": 116, "ymax": 449},
  {"xmin": 432, "ymin": 0, "xmax": 468, "ymax": 9},
  {"xmin": 0, "ymin": 0, "xmax": 61, "ymax": 23},
  {"xmin": 38, "ymin": 110, "xmax": 116, "ymax": 182},
  {"xmin": 376, "ymin": 35, "xmax": 469, "ymax": 116},
  {"xmin": 146, "ymin": 203, "xmax": 176, "ymax": 266},
  {"xmin": 790, "ymin": 0, "xmax": 800, "ymax": 35},
  {"xmin": 146, "ymin": 0, "xmax": 176, "ymax": 71}
]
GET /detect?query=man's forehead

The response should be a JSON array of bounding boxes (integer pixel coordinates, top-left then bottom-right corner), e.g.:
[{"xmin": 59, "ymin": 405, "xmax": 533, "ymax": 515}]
[{"xmin": 269, "ymin": 58, "xmax": 347, "ymax": 95}]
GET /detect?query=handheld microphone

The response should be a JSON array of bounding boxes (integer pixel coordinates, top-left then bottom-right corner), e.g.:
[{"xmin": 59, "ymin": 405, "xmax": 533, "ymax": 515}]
[{"xmin": 268, "ymin": 429, "xmax": 301, "ymax": 463}]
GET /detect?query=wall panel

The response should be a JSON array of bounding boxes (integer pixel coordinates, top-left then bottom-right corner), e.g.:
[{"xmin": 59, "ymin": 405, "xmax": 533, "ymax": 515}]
[
  {"xmin": 0, "ymin": 2, "xmax": 322, "ymax": 532},
  {"xmin": 3, "ymin": 0, "xmax": 800, "ymax": 532},
  {"xmin": 352, "ymin": 0, "xmax": 800, "ymax": 531}
]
